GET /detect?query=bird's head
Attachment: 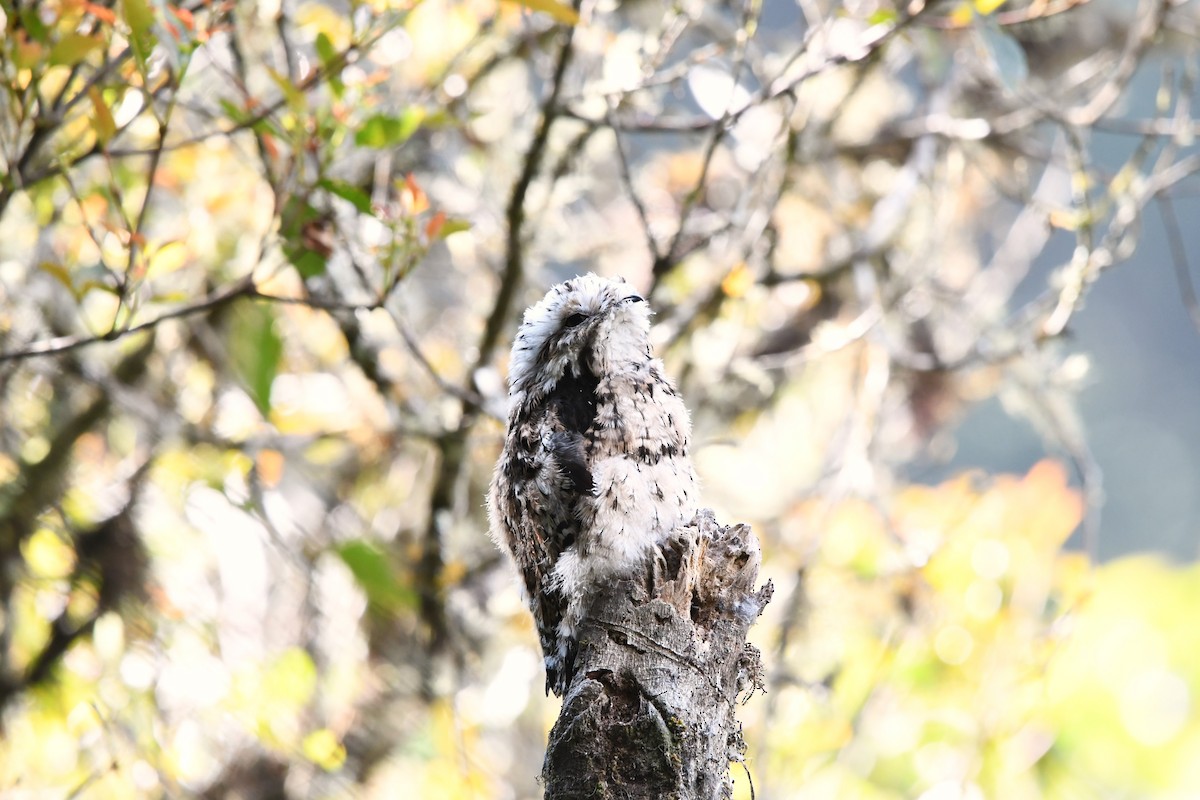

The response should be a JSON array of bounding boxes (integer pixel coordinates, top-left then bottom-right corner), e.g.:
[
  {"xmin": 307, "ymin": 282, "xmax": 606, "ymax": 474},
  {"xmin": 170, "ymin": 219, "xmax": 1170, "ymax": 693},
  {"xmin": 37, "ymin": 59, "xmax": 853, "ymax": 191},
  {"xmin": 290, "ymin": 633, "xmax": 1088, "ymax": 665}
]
[{"xmin": 508, "ymin": 273, "xmax": 651, "ymax": 397}]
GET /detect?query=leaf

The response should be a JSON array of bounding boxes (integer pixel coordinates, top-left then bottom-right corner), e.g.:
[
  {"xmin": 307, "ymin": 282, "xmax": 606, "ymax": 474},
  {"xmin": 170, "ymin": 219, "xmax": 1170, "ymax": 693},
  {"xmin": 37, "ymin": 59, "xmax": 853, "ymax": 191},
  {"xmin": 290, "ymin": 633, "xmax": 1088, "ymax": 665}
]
[
  {"xmin": 170, "ymin": 6, "xmax": 196, "ymax": 32},
  {"xmin": 74, "ymin": 264, "xmax": 117, "ymax": 297},
  {"xmin": 399, "ymin": 173, "xmax": 428, "ymax": 215},
  {"xmin": 261, "ymin": 648, "xmax": 317, "ymax": 708},
  {"xmin": 354, "ymin": 109, "xmax": 424, "ymax": 148},
  {"xmin": 87, "ymin": 87, "xmax": 117, "ymax": 146},
  {"xmin": 337, "ymin": 540, "xmax": 414, "ymax": 612},
  {"xmin": 721, "ymin": 262, "xmax": 753, "ymax": 298},
  {"xmin": 219, "ymin": 98, "xmax": 252, "ymax": 125},
  {"xmin": 973, "ymin": 0, "xmax": 1008, "ymax": 14},
  {"xmin": 436, "ymin": 218, "xmax": 471, "ymax": 239},
  {"xmin": 976, "ymin": 18, "xmax": 1028, "ymax": 92},
  {"xmin": 424, "ymin": 211, "xmax": 447, "ymax": 240},
  {"xmin": 314, "ymin": 32, "xmax": 338, "ymax": 66},
  {"xmin": 121, "ymin": 0, "xmax": 156, "ymax": 64},
  {"xmin": 256, "ymin": 449, "xmax": 285, "ymax": 488},
  {"xmin": 146, "ymin": 240, "xmax": 188, "ymax": 275},
  {"xmin": 687, "ymin": 63, "xmax": 753, "ymax": 121},
  {"xmin": 505, "ymin": 0, "xmax": 581, "ymax": 25},
  {"xmin": 314, "ymin": 33, "xmax": 344, "ymax": 98},
  {"xmin": 280, "ymin": 196, "xmax": 329, "ymax": 278},
  {"xmin": 267, "ymin": 67, "xmax": 307, "ymax": 113},
  {"xmin": 302, "ymin": 729, "xmax": 347, "ymax": 771},
  {"xmin": 37, "ymin": 261, "xmax": 76, "ymax": 297},
  {"xmin": 229, "ymin": 302, "xmax": 282, "ymax": 417},
  {"xmin": 85, "ymin": 2, "xmax": 118, "ymax": 24},
  {"xmin": 23, "ymin": 528, "xmax": 75, "ymax": 579},
  {"xmin": 318, "ymin": 179, "xmax": 373, "ymax": 216},
  {"xmin": 49, "ymin": 34, "xmax": 105, "ymax": 66},
  {"xmin": 13, "ymin": 31, "xmax": 44, "ymax": 70},
  {"xmin": 17, "ymin": 8, "xmax": 49, "ymax": 43}
]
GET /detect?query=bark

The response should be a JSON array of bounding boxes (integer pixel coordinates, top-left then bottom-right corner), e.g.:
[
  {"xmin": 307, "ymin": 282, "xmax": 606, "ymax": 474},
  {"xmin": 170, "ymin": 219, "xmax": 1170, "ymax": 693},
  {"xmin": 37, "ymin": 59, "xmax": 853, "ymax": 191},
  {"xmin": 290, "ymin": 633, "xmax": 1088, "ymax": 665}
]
[{"xmin": 543, "ymin": 510, "xmax": 773, "ymax": 800}]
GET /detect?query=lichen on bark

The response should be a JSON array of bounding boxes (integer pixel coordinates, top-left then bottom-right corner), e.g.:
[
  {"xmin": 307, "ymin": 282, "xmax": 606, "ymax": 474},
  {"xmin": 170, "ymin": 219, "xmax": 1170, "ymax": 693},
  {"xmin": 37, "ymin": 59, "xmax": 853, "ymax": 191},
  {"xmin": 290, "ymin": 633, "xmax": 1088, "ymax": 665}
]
[{"xmin": 542, "ymin": 510, "xmax": 772, "ymax": 800}]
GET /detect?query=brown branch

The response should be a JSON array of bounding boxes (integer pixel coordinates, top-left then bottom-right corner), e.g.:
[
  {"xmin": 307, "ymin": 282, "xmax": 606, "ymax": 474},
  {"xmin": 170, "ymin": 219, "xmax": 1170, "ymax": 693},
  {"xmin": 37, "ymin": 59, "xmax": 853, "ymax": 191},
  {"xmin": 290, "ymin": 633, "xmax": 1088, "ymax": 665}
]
[
  {"xmin": 920, "ymin": 0, "xmax": 1092, "ymax": 30},
  {"xmin": 0, "ymin": 277, "xmax": 405, "ymax": 363}
]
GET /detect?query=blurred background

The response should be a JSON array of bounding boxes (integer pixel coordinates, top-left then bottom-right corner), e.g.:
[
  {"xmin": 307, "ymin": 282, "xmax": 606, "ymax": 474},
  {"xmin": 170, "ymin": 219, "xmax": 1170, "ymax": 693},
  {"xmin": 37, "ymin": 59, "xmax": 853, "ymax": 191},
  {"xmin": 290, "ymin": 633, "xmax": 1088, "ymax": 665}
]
[{"xmin": 2, "ymin": 0, "xmax": 1200, "ymax": 797}]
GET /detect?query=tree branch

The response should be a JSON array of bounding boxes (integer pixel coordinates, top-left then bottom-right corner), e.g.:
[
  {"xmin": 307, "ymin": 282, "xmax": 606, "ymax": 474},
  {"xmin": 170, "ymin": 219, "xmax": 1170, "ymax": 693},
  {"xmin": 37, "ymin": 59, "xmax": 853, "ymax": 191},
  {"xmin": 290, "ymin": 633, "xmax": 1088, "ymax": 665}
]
[{"xmin": 544, "ymin": 510, "xmax": 772, "ymax": 800}]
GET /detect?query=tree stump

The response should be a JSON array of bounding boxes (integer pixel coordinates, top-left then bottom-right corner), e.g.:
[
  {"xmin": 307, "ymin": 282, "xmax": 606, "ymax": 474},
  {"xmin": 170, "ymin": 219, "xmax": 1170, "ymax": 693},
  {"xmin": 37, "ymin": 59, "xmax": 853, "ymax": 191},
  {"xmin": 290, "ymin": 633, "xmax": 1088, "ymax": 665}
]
[{"xmin": 542, "ymin": 510, "xmax": 773, "ymax": 800}]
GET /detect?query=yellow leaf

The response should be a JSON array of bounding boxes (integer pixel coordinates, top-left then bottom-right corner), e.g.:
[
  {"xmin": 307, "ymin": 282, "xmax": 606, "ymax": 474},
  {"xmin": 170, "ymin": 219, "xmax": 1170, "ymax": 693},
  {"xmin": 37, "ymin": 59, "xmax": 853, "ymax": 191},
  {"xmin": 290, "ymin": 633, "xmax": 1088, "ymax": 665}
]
[
  {"xmin": 295, "ymin": 2, "xmax": 353, "ymax": 49},
  {"xmin": 721, "ymin": 262, "xmax": 754, "ymax": 298},
  {"xmin": 49, "ymin": 33, "xmax": 105, "ymax": 66},
  {"xmin": 87, "ymin": 86, "xmax": 117, "ymax": 145},
  {"xmin": 503, "ymin": 0, "xmax": 580, "ymax": 26},
  {"xmin": 38, "ymin": 261, "xmax": 77, "ymax": 297},
  {"xmin": 302, "ymin": 728, "xmax": 347, "ymax": 771},
  {"xmin": 948, "ymin": 0, "xmax": 1006, "ymax": 25},
  {"xmin": 262, "ymin": 647, "xmax": 317, "ymax": 708},
  {"xmin": 146, "ymin": 240, "xmax": 188, "ymax": 275},
  {"xmin": 973, "ymin": 0, "xmax": 1008, "ymax": 14},
  {"xmin": 23, "ymin": 528, "xmax": 76, "ymax": 578}
]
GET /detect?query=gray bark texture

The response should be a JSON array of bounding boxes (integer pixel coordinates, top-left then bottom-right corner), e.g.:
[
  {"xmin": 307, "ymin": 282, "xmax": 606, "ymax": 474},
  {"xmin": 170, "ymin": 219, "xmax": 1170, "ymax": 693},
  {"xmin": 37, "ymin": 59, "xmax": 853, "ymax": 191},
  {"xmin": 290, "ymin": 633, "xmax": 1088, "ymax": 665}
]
[{"xmin": 542, "ymin": 510, "xmax": 773, "ymax": 800}]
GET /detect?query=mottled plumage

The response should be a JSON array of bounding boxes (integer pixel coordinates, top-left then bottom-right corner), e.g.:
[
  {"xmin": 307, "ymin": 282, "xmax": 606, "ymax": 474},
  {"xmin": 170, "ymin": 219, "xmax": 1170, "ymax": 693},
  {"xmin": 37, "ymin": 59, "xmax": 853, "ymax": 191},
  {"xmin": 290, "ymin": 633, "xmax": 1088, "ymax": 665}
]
[{"xmin": 488, "ymin": 274, "xmax": 697, "ymax": 696}]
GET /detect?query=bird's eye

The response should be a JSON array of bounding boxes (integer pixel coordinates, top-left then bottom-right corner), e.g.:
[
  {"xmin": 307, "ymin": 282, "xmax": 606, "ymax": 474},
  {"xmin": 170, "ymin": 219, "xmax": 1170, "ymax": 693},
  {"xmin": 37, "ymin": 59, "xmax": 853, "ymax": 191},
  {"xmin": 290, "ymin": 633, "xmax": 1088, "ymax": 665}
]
[
  {"xmin": 626, "ymin": 295, "xmax": 646, "ymax": 304},
  {"xmin": 563, "ymin": 312, "xmax": 588, "ymax": 329}
]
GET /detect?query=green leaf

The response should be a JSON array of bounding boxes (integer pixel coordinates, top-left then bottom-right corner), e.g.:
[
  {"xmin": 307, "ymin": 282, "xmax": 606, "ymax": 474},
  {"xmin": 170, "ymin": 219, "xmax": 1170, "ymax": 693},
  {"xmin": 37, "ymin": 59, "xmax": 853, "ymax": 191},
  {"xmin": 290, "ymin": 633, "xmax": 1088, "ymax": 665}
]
[
  {"xmin": 318, "ymin": 179, "xmax": 373, "ymax": 216},
  {"xmin": 229, "ymin": 302, "xmax": 282, "ymax": 417},
  {"xmin": 49, "ymin": 33, "xmax": 104, "ymax": 66},
  {"xmin": 18, "ymin": 8, "xmax": 50, "ymax": 43},
  {"xmin": 337, "ymin": 540, "xmax": 414, "ymax": 612},
  {"xmin": 219, "ymin": 98, "xmax": 251, "ymax": 124},
  {"xmin": 122, "ymin": 0, "xmax": 156, "ymax": 64},
  {"xmin": 314, "ymin": 32, "xmax": 338, "ymax": 66},
  {"xmin": 436, "ymin": 218, "xmax": 471, "ymax": 239},
  {"xmin": 315, "ymin": 32, "xmax": 344, "ymax": 99},
  {"xmin": 280, "ymin": 196, "xmax": 329, "ymax": 278},
  {"xmin": 354, "ymin": 109, "xmax": 424, "ymax": 148},
  {"xmin": 266, "ymin": 67, "xmax": 307, "ymax": 113}
]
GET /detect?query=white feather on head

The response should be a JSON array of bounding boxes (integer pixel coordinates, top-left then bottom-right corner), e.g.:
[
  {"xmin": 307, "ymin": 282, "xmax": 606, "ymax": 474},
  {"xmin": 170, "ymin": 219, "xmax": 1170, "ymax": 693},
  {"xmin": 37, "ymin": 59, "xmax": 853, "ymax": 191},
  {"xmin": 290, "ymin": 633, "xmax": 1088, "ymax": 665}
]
[{"xmin": 507, "ymin": 273, "xmax": 649, "ymax": 397}]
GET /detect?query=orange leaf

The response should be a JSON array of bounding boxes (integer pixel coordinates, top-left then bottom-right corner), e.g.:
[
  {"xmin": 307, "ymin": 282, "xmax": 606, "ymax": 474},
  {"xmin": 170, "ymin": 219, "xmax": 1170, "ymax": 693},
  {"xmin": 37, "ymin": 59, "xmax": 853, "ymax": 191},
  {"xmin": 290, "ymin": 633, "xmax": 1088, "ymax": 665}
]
[
  {"xmin": 401, "ymin": 173, "xmax": 429, "ymax": 215},
  {"xmin": 424, "ymin": 211, "xmax": 447, "ymax": 241},
  {"xmin": 171, "ymin": 6, "xmax": 196, "ymax": 30},
  {"xmin": 256, "ymin": 449, "xmax": 285, "ymax": 488},
  {"xmin": 721, "ymin": 262, "xmax": 753, "ymax": 298},
  {"xmin": 85, "ymin": 2, "xmax": 117, "ymax": 24},
  {"xmin": 1016, "ymin": 459, "xmax": 1083, "ymax": 547}
]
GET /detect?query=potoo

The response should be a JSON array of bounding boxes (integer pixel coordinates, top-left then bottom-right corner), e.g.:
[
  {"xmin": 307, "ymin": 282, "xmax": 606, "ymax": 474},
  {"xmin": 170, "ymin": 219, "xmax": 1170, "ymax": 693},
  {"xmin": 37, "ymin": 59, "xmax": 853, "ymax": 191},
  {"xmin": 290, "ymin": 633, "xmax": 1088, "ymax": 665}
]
[{"xmin": 488, "ymin": 274, "xmax": 697, "ymax": 696}]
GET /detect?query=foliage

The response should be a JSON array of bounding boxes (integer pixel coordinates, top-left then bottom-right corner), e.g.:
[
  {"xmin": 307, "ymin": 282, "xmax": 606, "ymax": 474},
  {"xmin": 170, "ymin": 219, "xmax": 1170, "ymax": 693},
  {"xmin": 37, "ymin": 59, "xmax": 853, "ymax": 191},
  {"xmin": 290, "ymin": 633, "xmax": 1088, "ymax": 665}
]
[
  {"xmin": 747, "ymin": 461, "xmax": 1200, "ymax": 798},
  {"xmin": 1, "ymin": 0, "xmax": 1200, "ymax": 797}
]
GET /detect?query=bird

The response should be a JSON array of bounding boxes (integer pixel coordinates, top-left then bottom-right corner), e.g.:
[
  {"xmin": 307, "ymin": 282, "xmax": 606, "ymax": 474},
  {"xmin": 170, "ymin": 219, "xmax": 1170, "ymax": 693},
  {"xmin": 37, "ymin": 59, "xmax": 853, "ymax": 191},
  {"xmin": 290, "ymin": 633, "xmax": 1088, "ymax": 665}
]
[{"xmin": 488, "ymin": 273, "xmax": 698, "ymax": 696}]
